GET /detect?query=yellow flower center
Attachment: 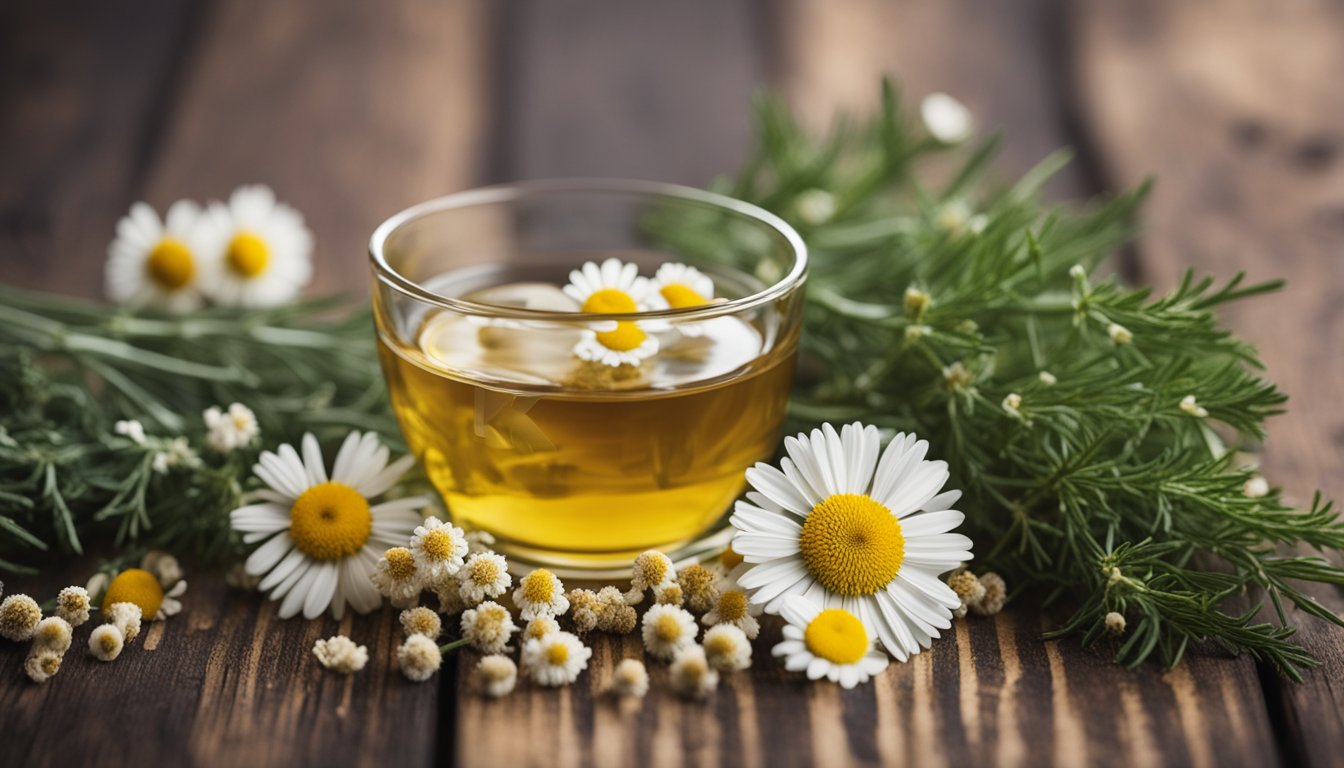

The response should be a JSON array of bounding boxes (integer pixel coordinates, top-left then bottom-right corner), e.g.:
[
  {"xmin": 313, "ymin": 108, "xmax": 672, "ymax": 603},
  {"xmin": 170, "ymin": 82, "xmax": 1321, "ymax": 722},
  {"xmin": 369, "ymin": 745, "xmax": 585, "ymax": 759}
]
[
  {"xmin": 720, "ymin": 545, "xmax": 744, "ymax": 570},
  {"xmin": 519, "ymin": 570, "xmax": 556, "ymax": 605},
  {"xmin": 654, "ymin": 612, "xmax": 684, "ymax": 642},
  {"xmin": 546, "ymin": 642, "xmax": 570, "ymax": 665},
  {"xmin": 226, "ymin": 231, "xmax": 270, "ymax": 277},
  {"xmin": 384, "ymin": 548, "xmax": 417, "ymax": 580},
  {"xmin": 420, "ymin": 529, "xmax": 455, "ymax": 561},
  {"xmin": 96, "ymin": 632, "xmax": 119, "ymax": 654},
  {"xmin": 101, "ymin": 568, "xmax": 165, "ymax": 618},
  {"xmin": 145, "ymin": 238, "xmax": 196, "ymax": 290},
  {"xmin": 660, "ymin": 283, "xmax": 708, "ymax": 309},
  {"xmin": 470, "ymin": 558, "xmax": 502, "ymax": 585},
  {"xmin": 704, "ymin": 633, "xmax": 736, "ymax": 657},
  {"xmin": 595, "ymin": 321, "xmax": 648, "ymax": 352},
  {"xmin": 288, "ymin": 482, "xmax": 372, "ymax": 561},
  {"xmin": 582, "ymin": 288, "xmax": 638, "ymax": 313},
  {"xmin": 716, "ymin": 590, "xmax": 748, "ymax": 621},
  {"xmin": 799, "ymin": 493, "xmax": 904, "ymax": 596},
  {"xmin": 804, "ymin": 609, "xmax": 869, "ymax": 665}
]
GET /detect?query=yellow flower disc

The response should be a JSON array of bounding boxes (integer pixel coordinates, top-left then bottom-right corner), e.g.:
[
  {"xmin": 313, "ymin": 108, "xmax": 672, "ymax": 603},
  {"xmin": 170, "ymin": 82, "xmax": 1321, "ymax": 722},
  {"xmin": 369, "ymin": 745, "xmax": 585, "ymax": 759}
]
[
  {"xmin": 288, "ymin": 482, "xmax": 372, "ymax": 561},
  {"xmin": 581, "ymin": 288, "xmax": 638, "ymax": 314},
  {"xmin": 799, "ymin": 493, "xmax": 904, "ymax": 596},
  {"xmin": 421, "ymin": 529, "xmax": 455, "ymax": 560},
  {"xmin": 145, "ymin": 238, "xmax": 196, "ymax": 289},
  {"xmin": 595, "ymin": 321, "xmax": 647, "ymax": 352},
  {"xmin": 384, "ymin": 547, "xmax": 417, "ymax": 579},
  {"xmin": 519, "ymin": 569, "xmax": 555, "ymax": 604},
  {"xmin": 469, "ymin": 557, "xmax": 502, "ymax": 586},
  {"xmin": 653, "ymin": 612, "xmax": 684, "ymax": 642},
  {"xmin": 715, "ymin": 590, "xmax": 748, "ymax": 621},
  {"xmin": 804, "ymin": 609, "xmax": 869, "ymax": 665},
  {"xmin": 226, "ymin": 231, "xmax": 271, "ymax": 277},
  {"xmin": 546, "ymin": 642, "xmax": 570, "ymax": 665},
  {"xmin": 101, "ymin": 568, "xmax": 165, "ymax": 617},
  {"xmin": 659, "ymin": 283, "xmax": 708, "ymax": 309}
]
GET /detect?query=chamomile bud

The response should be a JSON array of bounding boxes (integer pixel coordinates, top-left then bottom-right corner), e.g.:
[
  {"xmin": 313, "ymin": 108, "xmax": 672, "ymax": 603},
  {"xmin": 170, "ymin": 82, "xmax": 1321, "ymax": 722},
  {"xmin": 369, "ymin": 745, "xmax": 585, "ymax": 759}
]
[
  {"xmin": 1038, "ymin": 371, "xmax": 1058, "ymax": 386},
  {"xmin": 568, "ymin": 589, "xmax": 602, "ymax": 633},
  {"xmin": 947, "ymin": 570, "xmax": 986, "ymax": 619},
  {"xmin": 1179, "ymin": 395, "xmax": 1209, "ymax": 418},
  {"xmin": 654, "ymin": 582, "xmax": 684, "ymax": 607},
  {"xmin": 312, "ymin": 635, "xmax": 368, "ymax": 674},
  {"xmin": 55, "ymin": 586, "xmax": 92, "ymax": 627},
  {"xmin": 669, "ymin": 645, "xmax": 719, "ymax": 700},
  {"xmin": 1002, "ymin": 393, "xmax": 1023, "ymax": 418},
  {"xmin": 106, "ymin": 601, "xmax": 143, "ymax": 643},
  {"xmin": 610, "ymin": 658, "xmax": 650, "ymax": 698},
  {"xmin": 32, "ymin": 616, "xmax": 73, "ymax": 654},
  {"xmin": 677, "ymin": 564, "xmax": 719, "ymax": 614},
  {"xmin": 397, "ymin": 634, "xmax": 442, "ymax": 683},
  {"xmin": 702, "ymin": 624, "xmax": 752, "ymax": 672},
  {"xmin": 400, "ymin": 606, "xmax": 443, "ymax": 640},
  {"xmin": 1069, "ymin": 264, "xmax": 1087, "ymax": 281},
  {"xmin": 25, "ymin": 649, "xmax": 63, "ymax": 684},
  {"xmin": 475, "ymin": 654, "xmax": 518, "ymax": 698},
  {"xmin": 970, "ymin": 572, "xmax": 1007, "ymax": 616},
  {"xmin": 460, "ymin": 601, "xmax": 517, "ymax": 654},
  {"xmin": 1244, "ymin": 476, "xmax": 1270, "ymax": 499},
  {"xmin": 795, "ymin": 188, "xmax": 837, "ymax": 226},
  {"xmin": 0, "ymin": 594, "xmax": 42, "ymax": 642},
  {"xmin": 921, "ymin": 92, "xmax": 973, "ymax": 144},
  {"xmin": 1107, "ymin": 323, "xmax": 1133, "ymax": 345},
  {"xmin": 1105, "ymin": 611, "xmax": 1127, "ymax": 636},
  {"xmin": 903, "ymin": 287, "xmax": 931, "ymax": 320},
  {"xmin": 596, "ymin": 587, "xmax": 638, "ymax": 634},
  {"xmin": 88, "ymin": 624, "xmax": 125, "ymax": 662}
]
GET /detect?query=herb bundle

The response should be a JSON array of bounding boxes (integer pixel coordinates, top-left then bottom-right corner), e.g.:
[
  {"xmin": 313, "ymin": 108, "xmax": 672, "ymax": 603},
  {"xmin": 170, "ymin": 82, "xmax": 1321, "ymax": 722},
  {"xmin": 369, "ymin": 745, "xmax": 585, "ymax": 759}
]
[{"xmin": 1, "ymin": 80, "xmax": 1340, "ymax": 678}]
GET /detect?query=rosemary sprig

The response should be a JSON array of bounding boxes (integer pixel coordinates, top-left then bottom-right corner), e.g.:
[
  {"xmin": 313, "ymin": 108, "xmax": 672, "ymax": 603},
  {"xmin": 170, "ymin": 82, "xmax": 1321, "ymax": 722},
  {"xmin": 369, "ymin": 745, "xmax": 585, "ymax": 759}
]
[{"xmin": 665, "ymin": 80, "xmax": 1341, "ymax": 679}]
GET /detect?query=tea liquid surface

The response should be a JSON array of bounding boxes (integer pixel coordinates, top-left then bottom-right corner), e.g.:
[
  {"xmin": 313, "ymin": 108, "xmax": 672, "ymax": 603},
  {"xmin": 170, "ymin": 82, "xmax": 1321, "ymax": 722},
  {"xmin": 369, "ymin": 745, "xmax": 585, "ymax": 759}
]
[{"xmin": 378, "ymin": 280, "xmax": 795, "ymax": 566}]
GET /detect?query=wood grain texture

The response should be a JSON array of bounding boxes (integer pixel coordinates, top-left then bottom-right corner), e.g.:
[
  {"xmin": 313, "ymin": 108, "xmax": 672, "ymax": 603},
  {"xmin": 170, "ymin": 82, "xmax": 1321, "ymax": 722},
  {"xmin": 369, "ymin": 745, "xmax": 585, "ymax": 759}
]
[
  {"xmin": 141, "ymin": 0, "xmax": 494, "ymax": 295},
  {"xmin": 1072, "ymin": 1, "xmax": 1344, "ymax": 764},
  {"xmin": 0, "ymin": 0, "xmax": 201, "ymax": 296},
  {"xmin": 0, "ymin": 571, "xmax": 437, "ymax": 767}
]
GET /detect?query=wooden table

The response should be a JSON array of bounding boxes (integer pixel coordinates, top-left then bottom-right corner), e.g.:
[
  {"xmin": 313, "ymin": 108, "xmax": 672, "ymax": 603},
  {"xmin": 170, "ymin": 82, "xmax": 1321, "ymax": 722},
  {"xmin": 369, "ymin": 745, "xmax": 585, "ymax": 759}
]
[{"xmin": 2, "ymin": 1, "xmax": 1341, "ymax": 765}]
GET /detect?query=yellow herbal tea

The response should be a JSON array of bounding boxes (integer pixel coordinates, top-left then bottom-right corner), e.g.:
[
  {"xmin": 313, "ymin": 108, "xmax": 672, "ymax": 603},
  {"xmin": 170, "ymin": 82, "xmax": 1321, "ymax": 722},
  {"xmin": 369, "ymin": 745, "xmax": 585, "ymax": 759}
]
[{"xmin": 377, "ymin": 278, "xmax": 798, "ymax": 568}]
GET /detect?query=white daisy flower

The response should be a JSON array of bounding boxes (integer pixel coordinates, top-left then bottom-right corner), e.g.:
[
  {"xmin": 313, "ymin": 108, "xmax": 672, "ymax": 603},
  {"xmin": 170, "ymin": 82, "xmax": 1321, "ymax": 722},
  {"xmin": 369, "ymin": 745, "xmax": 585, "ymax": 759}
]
[
  {"xmin": 229, "ymin": 431, "xmax": 428, "ymax": 620},
  {"xmin": 408, "ymin": 516, "xmax": 468, "ymax": 584},
  {"xmin": 457, "ymin": 552, "xmax": 511, "ymax": 606},
  {"xmin": 573, "ymin": 323, "xmax": 660, "ymax": 368},
  {"xmin": 475, "ymin": 654, "xmax": 518, "ymax": 698},
  {"xmin": 772, "ymin": 596, "xmax": 890, "ymax": 689},
  {"xmin": 702, "ymin": 623, "xmax": 752, "ymax": 672},
  {"xmin": 203, "ymin": 403, "xmax": 259, "ymax": 453},
  {"xmin": 105, "ymin": 200, "xmax": 211, "ymax": 312},
  {"xmin": 99, "ymin": 568, "xmax": 185, "ymax": 620},
  {"xmin": 460, "ymin": 601, "xmax": 518, "ymax": 654},
  {"xmin": 198, "ymin": 185, "xmax": 313, "ymax": 307},
  {"xmin": 669, "ymin": 645, "xmax": 719, "ymax": 700},
  {"xmin": 610, "ymin": 658, "xmax": 650, "ymax": 697},
  {"xmin": 649, "ymin": 262, "xmax": 716, "ymax": 336},
  {"xmin": 920, "ymin": 92, "xmax": 973, "ymax": 144},
  {"xmin": 641, "ymin": 603, "xmax": 698, "ymax": 660},
  {"xmin": 731, "ymin": 422, "xmax": 973, "ymax": 661},
  {"xmin": 562, "ymin": 257, "xmax": 655, "ymax": 315},
  {"xmin": 512, "ymin": 568, "xmax": 570, "ymax": 621},
  {"xmin": 370, "ymin": 547, "xmax": 425, "ymax": 608},
  {"xmin": 625, "ymin": 549, "xmax": 677, "ymax": 604},
  {"xmin": 521, "ymin": 631, "xmax": 591, "ymax": 687},
  {"xmin": 524, "ymin": 616, "xmax": 561, "ymax": 642}
]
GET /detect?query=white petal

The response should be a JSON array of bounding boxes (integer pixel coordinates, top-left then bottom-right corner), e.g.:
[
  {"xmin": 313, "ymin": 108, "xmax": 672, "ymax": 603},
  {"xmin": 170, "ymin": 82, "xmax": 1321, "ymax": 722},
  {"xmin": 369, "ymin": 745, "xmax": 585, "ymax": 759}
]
[
  {"xmin": 255, "ymin": 453, "xmax": 307, "ymax": 498},
  {"xmin": 303, "ymin": 562, "xmax": 339, "ymax": 619},
  {"xmin": 730, "ymin": 502, "xmax": 803, "ymax": 536},
  {"xmin": 732, "ymin": 533, "xmax": 802, "ymax": 559},
  {"xmin": 245, "ymin": 533, "xmax": 294, "ymax": 576},
  {"xmin": 806, "ymin": 657, "xmax": 830, "ymax": 680},
  {"xmin": 745, "ymin": 464, "xmax": 813, "ymax": 516},
  {"xmin": 923, "ymin": 489, "xmax": 962, "ymax": 512},
  {"xmin": 897, "ymin": 567, "xmax": 962, "ymax": 609},
  {"xmin": 884, "ymin": 461, "xmax": 949, "ymax": 518},
  {"xmin": 809, "ymin": 427, "xmax": 841, "ymax": 497},
  {"xmin": 331, "ymin": 431, "xmax": 363, "ymax": 484},
  {"xmin": 783, "ymin": 435, "xmax": 830, "ymax": 501},
  {"xmin": 369, "ymin": 497, "xmax": 429, "ymax": 516},
  {"xmin": 736, "ymin": 556, "xmax": 808, "ymax": 590},
  {"xmin": 259, "ymin": 548, "xmax": 308, "ymax": 591},
  {"xmin": 279, "ymin": 565, "xmax": 320, "ymax": 618},
  {"xmin": 358, "ymin": 453, "xmax": 415, "ymax": 497},
  {"xmin": 230, "ymin": 503, "xmax": 291, "ymax": 533},
  {"xmin": 780, "ymin": 458, "xmax": 823, "ymax": 507},
  {"xmin": 780, "ymin": 594, "xmax": 820, "ymax": 627},
  {"xmin": 899, "ymin": 510, "xmax": 965, "ymax": 538},
  {"xmin": 301, "ymin": 433, "xmax": 328, "ymax": 486}
]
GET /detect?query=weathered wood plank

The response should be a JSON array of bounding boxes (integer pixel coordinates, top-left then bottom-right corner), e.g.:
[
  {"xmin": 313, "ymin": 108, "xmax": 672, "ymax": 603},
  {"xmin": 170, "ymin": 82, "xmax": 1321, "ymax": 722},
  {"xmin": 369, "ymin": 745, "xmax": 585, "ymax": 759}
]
[
  {"xmin": 1072, "ymin": 1, "xmax": 1344, "ymax": 765},
  {"xmin": 0, "ymin": 0, "xmax": 201, "ymax": 296}
]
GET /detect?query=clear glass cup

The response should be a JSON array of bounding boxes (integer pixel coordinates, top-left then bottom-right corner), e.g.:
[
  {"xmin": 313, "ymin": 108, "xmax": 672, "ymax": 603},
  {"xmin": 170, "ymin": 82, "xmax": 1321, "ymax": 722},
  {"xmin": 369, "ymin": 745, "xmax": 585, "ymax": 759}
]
[{"xmin": 369, "ymin": 179, "xmax": 807, "ymax": 577}]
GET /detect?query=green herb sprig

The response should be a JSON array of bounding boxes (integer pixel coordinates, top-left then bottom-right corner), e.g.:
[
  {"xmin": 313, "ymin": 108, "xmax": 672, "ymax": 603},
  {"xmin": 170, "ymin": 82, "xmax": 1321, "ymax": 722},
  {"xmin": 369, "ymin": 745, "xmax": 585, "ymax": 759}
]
[{"xmin": 658, "ymin": 80, "xmax": 1343, "ymax": 679}]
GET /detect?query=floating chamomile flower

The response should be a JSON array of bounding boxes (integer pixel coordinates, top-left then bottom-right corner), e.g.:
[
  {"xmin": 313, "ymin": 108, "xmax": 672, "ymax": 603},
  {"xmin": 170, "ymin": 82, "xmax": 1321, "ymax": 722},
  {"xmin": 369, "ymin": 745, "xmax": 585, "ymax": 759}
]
[
  {"xmin": 475, "ymin": 654, "xmax": 518, "ymax": 698},
  {"xmin": 105, "ymin": 200, "xmax": 211, "ymax": 312},
  {"xmin": 229, "ymin": 431, "xmax": 427, "ymax": 619},
  {"xmin": 198, "ymin": 185, "xmax": 313, "ymax": 308},
  {"xmin": 313, "ymin": 635, "xmax": 369, "ymax": 674},
  {"xmin": 669, "ymin": 645, "xmax": 718, "ymax": 700},
  {"xmin": 702, "ymin": 624, "xmax": 752, "ymax": 672},
  {"xmin": 731, "ymin": 422, "xmax": 973, "ymax": 661},
  {"xmin": 461, "ymin": 601, "xmax": 518, "ymax": 654},
  {"xmin": 564, "ymin": 257, "xmax": 659, "ymax": 368},
  {"xmin": 55, "ymin": 586, "xmax": 91, "ymax": 627},
  {"xmin": 920, "ymin": 92, "xmax": 973, "ymax": 144},
  {"xmin": 88, "ymin": 624, "xmax": 125, "ymax": 662},
  {"xmin": 610, "ymin": 658, "xmax": 650, "ymax": 698},
  {"xmin": 773, "ymin": 596, "xmax": 890, "ymax": 689},
  {"xmin": 0, "ymin": 594, "xmax": 43, "ymax": 642},
  {"xmin": 101, "ymin": 568, "xmax": 187, "ymax": 620},
  {"xmin": 398, "ymin": 634, "xmax": 443, "ymax": 683},
  {"xmin": 203, "ymin": 402, "xmax": 260, "ymax": 453},
  {"xmin": 400, "ymin": 607, "xmax": 443, "ymax": 640},
  {"xmin": 641, "ymin": 603, "xmax": 698, "ymax": 660},
  {"xmin": 457, "ymin": 552, "xmax": 511, "ymax": 606},
  {"xmin": 650, "ymin": 262, "xmax": 716, "ymax": 336},
  {"xmin": 513, "ymin": 569, "xmax": 569, "ymax": 621},
  {"xmin": 574, "ymin": 324, "xmax": 660, "ymax": 368},
  {"xmin": 522, "ymin": 631, "xmax": 591, "ymax": 687},
  {"xmin": 408, "ymin": 517, "xmax": 468, "ymax": 584},
  {"xmin": 701, "ymin": 588, "xmax": 762, "ymax": 640},
  {"xmin": 371, "ymin": 547, "xmax": 425, "ymax": 608}
]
